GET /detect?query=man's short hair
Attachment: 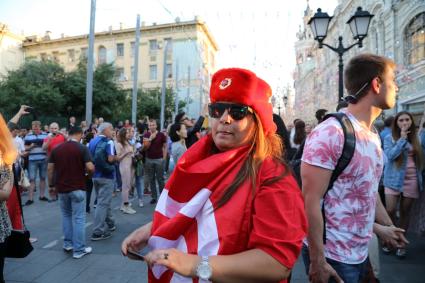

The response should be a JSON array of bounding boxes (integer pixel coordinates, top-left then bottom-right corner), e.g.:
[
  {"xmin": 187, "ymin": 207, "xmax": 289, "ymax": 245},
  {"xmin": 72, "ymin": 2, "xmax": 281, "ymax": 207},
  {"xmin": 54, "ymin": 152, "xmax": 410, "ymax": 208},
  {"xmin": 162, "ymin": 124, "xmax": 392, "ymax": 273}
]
[
  {"xmin": 174, "ymin": 112, "xmax": 185, "ymax": 124},
  {"xmin": 8, "ymin": 122, "xmax": 19, "ymax": 131},
  {"xmin": 98, "ymin": 122, "xmax": 112, "ymax": 133},
  {"xmin": 68, "ymin": 126, "xmax": 83, "ymax": 135},
  {"xmin": 344, "ymin": 53, "xmax": 396, "ymax": 103},
  {"xmin": 148, "ymin": 119, "xmax": 157, "ymax": 124},
  {"xmin": 32, "ymin": 120, "xmax": 41, "ymax": 126},
  {"xmin": 315, "ymin": 109, "xmax": 328, "ymax": 123}
]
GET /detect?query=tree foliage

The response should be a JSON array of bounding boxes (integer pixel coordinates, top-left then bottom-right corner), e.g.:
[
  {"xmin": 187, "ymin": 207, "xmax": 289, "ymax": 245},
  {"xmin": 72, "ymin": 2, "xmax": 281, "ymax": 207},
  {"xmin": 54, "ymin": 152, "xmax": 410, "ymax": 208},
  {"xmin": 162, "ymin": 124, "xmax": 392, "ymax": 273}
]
[{"xmin": 0, "ymin": 59, "xmax": 183, "ymax": 124}]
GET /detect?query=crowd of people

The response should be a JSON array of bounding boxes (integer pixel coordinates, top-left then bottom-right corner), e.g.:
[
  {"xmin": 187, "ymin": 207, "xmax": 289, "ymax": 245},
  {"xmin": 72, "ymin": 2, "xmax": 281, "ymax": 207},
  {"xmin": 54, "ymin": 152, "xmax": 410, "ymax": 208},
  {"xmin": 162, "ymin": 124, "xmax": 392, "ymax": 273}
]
[{"xmin": 0, "ymin": 53, "xmax": 424, "ymax": 283}]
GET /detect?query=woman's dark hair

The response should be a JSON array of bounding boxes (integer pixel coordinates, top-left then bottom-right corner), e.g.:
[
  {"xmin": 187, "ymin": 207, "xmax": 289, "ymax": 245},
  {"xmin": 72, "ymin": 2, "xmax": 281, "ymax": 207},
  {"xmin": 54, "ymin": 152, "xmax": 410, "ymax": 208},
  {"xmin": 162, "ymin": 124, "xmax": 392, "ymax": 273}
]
[
  {"xmin": 169, "ymin": 123, "xmax": 183, "ymax": 142},
  {"xmin": 273, "ymin": 114, "xmax": 290, "ymax": 159},
  {"xmin": 83, "ymin": 132, "xmax": 94, "ymax": 145},
  {"xmin": 293, "ymin": 120, "xmax": 306, "ymax": 145},
  {"xmin": 117, "ymin": 128, "xmax": 128, "ymax": 146},
  {"xmin": 392, "ymin": 111, "xmax": 423, "ymax": 169},
  {"xmin": 174, "ymin": 112, "xmax": 186, "ymax": 124}
]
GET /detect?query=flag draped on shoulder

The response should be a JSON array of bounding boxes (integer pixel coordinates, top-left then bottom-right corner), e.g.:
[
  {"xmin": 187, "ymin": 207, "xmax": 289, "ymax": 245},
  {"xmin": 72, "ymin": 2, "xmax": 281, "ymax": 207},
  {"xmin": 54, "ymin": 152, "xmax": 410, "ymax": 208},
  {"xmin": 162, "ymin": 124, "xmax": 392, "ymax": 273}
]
[{"xmin": 148, "ymin": 135, "xmax": 250, "ymax": 282}]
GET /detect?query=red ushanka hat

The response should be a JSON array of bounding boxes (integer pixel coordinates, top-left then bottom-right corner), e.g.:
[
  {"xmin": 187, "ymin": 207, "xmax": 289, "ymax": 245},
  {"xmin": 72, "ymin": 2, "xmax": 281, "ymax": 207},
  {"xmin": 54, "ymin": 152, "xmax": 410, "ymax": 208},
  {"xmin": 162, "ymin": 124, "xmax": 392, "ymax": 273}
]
[{"xmin": 210, "ymin": 68, "xmax": 276, "ymax": 136}]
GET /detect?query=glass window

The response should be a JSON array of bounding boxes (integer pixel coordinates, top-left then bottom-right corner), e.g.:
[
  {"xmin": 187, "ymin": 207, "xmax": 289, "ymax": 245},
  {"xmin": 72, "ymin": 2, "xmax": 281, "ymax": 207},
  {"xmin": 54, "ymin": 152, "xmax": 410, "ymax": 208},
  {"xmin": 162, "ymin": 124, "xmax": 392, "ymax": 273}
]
[
  {"xmin": 68, "ymin": 49, "xmax": 75, "ymax": 62},
  {"xmin": 149, "ymin": 40, "xmax": 158, "ymax": 52},
  {"xmin": 117, "ymin": 43, "xmax": 124, "ymax": 57},
  {"xmin": 115, "ymin": 67, "xmax": 125, "ymax": 81},
  {"xmin": 166, "ymin": 63, "xmax": 172, "ymax": 78},
  {"xmin": 98, "ymin": 46, "xmax": 107, "ymax": 65},
  {"xmin": 405, "ymin": 13, "xmax": 425, "ymax": 65},
  {"xmin": 80, "ymin": 47, "xmax": 88, "ymax": 59},
  {"xmin": 164, "ymin": 38, "xmax": 172, "ymax": 54},
  {"xmin": 131, "ymin": 42, "xmax": 135, "ymax": 57},
  {"xmin": 149, "ymin": 65, "xmax": 157, "ymax": 80},
  {"xmin": 131, "ymin": 66, "xmax": 135, "ymax": 81}
]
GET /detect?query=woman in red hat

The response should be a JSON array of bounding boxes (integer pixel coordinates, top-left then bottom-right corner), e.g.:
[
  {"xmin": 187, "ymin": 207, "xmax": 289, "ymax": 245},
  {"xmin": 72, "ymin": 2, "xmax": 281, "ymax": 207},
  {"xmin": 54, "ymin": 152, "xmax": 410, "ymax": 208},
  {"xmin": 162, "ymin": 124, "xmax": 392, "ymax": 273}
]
[{"xmin": 122, "ymin": 68, "xmax": 307, "ymax": 283}]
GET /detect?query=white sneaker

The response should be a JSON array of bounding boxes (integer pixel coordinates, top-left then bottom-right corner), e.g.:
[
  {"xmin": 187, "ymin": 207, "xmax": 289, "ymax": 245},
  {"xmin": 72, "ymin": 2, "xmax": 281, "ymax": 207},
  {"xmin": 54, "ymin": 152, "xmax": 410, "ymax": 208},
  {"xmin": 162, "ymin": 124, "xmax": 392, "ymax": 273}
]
[
  {"xmin": 73, "ymin": 246, "xmax": 92, "ymax": 259},
  {"xmin": 121, "ymin": 205, "xmax": 136, "ymax": 214},
  {"xmin": 138, "ymin": 200, "xmax": 144, "ymax": 207}
]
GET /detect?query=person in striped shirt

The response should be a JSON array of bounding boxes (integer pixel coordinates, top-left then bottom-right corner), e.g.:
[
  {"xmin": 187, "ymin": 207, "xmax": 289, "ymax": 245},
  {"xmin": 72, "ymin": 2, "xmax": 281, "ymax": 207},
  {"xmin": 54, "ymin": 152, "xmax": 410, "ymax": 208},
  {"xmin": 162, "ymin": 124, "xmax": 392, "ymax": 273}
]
[{"xmin": 24, "ymin": 120, "xmax": 49, "ymax": 205}]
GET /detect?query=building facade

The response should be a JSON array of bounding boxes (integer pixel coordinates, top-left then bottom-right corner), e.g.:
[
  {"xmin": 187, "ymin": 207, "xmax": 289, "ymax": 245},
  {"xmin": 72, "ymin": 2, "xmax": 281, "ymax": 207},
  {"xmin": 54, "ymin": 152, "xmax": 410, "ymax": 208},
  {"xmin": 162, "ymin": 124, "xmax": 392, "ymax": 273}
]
[
  {"xmin": 294, "ymin": 0, "xmax": 425, "ymax": 124},
  {"xmin": 0, "ymin": 23, "xmax": 24, "ymax": 78},
  {"xmin": 22, "ymin": 17, "xmax": 218, "ymax": 118}
]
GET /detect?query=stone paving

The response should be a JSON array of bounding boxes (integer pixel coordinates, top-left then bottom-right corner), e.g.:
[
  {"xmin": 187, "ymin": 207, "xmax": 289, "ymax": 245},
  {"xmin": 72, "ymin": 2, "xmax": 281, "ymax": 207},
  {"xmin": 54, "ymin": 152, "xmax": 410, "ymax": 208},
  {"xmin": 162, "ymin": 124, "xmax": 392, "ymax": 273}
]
[{"xmin": 5, "ymin": 188, "xmax": 425, "ymax": 283}]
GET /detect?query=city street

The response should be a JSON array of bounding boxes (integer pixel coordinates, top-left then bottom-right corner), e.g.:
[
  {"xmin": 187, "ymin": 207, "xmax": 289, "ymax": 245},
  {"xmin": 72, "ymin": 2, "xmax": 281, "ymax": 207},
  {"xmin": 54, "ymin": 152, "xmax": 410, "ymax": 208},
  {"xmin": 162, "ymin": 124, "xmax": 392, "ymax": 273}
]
[{"xmin": 4, "ymin": 188, "xmax": 425, "ymax": 283}]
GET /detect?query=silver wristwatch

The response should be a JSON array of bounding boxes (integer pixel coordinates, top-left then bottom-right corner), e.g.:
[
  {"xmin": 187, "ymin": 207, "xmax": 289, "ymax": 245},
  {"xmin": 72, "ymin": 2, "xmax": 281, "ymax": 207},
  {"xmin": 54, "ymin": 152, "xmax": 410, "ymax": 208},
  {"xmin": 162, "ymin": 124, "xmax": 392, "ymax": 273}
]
[{"xmin": 196, "ymin": 256, "xmax": 212, "ymax": 281}]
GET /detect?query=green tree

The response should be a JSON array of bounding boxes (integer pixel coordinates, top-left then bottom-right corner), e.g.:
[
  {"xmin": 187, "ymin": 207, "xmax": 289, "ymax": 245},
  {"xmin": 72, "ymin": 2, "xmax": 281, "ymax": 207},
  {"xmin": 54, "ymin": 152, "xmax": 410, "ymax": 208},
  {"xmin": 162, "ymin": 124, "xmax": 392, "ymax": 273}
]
[
  {"xmin": 0, "ymin": 60, "xmax": 66, "ymax": 115},
  {"xmin": 136, "ymin": 87, "xmax": 186, "ymax": 124},
  {"xmin": 63, "ymin": 60, "xmax": 127, "ymax": 121}
]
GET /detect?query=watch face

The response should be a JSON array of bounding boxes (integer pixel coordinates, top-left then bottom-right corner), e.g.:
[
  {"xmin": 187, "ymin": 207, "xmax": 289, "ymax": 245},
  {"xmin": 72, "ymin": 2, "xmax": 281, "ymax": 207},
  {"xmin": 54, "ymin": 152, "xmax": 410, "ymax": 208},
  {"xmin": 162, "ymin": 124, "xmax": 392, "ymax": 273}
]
[{"xmin": 197, "ymin": 262, "xmax": 212, "ymax": 279}]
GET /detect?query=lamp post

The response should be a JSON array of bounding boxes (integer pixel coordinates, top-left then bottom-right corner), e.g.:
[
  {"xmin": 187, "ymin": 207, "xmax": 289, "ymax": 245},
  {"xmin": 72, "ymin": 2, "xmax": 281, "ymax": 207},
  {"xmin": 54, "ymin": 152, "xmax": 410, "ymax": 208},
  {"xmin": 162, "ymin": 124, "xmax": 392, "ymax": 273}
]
[
  {"xmin": 159, "ymin": 40, "xmax": 170, "ymax": 131},
  {"xmin": 308, "ymin": 7, "xmax": 374, "ymax": 102}
]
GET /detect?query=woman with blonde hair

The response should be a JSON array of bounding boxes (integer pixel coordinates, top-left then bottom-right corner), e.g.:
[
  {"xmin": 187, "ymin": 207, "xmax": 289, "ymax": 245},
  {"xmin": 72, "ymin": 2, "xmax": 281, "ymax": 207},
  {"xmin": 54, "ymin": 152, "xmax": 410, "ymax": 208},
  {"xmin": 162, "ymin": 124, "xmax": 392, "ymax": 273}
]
[
  {"xmin": 0, "ymin": 113, "xmax": 18, "ymax": 283},
  {"xmin": 122, "ymin": 68, "xmax": 307, "ymax": 283}
]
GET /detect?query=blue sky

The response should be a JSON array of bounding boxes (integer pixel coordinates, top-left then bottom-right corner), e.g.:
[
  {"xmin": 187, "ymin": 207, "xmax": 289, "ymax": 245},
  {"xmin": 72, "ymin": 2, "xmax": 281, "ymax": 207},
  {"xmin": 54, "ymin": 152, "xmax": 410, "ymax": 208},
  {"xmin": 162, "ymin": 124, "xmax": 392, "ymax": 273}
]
[{"xmin": 0, "ymin": 0, "xmax": 338, "ymax": 98}]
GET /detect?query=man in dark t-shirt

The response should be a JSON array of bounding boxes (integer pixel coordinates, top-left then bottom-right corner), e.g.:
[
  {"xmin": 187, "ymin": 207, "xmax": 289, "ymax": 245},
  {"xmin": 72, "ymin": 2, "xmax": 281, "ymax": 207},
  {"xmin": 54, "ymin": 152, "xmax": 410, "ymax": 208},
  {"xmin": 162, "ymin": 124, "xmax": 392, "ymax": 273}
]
[
  {"xmin": 48, "ymin": 126, "xmax": 94, "ymax": 259},
  {"xmin": 143, "ymin": 119, "xmax": 167, "ymax": 204}
]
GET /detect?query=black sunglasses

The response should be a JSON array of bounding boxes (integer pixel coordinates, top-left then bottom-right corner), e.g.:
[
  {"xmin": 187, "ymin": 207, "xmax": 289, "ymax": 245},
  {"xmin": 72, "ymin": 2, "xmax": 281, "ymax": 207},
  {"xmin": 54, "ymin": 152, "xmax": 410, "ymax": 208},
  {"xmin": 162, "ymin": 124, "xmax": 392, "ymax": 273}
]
[{"xmin": 208, "ymin": 103, "xmax": 253, "ymax": 120}]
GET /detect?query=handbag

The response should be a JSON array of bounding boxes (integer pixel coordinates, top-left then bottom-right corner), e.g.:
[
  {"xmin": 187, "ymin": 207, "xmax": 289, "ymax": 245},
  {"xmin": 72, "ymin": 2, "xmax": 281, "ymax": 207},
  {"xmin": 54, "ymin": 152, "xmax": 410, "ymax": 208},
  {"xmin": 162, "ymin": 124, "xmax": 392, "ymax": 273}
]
[
  {"xmin": 5, "ymin": 229, "xmax": 33, "ymax": 258},
  {"xmin": 18, "ymin": 169, "xmax": 30, "ymax": 189},
  {"xmin": 5, "ymin": 178, "xmax": 33, "ymax": 258}
]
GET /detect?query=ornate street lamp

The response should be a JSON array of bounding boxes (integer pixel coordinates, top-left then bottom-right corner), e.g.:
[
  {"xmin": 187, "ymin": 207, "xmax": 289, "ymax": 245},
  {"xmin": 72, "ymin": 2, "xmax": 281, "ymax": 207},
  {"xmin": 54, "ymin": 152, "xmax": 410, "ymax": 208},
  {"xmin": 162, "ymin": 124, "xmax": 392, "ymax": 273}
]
[{"xmin": 308, "ymin": 7, "xmax": 374, "ymax": 102}]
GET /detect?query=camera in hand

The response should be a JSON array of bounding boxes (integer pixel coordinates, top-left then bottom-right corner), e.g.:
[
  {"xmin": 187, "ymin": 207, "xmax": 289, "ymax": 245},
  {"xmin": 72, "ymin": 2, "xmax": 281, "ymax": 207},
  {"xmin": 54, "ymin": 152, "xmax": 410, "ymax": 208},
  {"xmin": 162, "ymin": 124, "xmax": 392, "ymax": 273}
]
[{"xmin": 26, "ymin": 107, "xmax": 39, "ymax": 120}]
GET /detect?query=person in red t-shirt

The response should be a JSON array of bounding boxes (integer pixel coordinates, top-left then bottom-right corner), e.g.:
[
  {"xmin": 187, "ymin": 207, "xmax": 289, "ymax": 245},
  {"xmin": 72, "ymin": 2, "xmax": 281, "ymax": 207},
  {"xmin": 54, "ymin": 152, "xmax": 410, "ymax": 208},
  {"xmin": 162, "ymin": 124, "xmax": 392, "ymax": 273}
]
[
  {"xmin": 122, "ymin": 68, "xmax": 307, "ymax": 283},
  {"xmin": 43, "ymin": 122, "xmax": 66, "ymax": 201}
]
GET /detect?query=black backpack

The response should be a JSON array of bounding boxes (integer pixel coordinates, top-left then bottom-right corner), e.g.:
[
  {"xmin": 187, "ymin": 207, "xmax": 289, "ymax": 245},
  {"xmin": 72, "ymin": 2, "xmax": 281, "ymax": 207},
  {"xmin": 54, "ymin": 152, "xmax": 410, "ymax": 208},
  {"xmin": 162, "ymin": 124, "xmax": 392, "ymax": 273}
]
[
  {"xmin": 290, "ymin": 112, "xmax": 356, "ymax": 189},
  {"xmin": 289, "ymin": 112, "xmax": 356, "ymax": 243}
]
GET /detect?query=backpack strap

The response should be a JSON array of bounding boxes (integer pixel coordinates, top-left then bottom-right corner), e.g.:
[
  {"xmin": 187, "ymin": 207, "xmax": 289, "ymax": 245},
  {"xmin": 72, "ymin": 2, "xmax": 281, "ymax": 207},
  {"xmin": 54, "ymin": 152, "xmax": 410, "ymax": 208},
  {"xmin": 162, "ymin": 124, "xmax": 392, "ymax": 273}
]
[
  {"xmin": 325, "ymin": 112, "xmax": 356, "ymax": 193},
  {"xmin": 321, "ymin": 112, "xmax": 356, "ymax": 243}
]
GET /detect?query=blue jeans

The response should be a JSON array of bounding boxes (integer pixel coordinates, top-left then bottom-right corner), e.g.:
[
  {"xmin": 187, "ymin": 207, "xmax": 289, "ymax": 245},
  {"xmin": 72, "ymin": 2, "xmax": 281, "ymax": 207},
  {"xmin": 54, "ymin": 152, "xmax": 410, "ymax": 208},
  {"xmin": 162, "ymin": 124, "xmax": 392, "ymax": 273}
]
[
  {"xmin": 92, "ymin": 178, "xmax": 115, "ymax": 235},
  {"xmin": 135, "ymin": 175, "xmax": 144, "ymax": 200},
  {"xmin": 28, "ymin": 159, "xmax": 47, "ymax": 181},
  {"xmin": 59, "ymin": 190, "xmax": 87, "ymax": 254},
  {"xmin": 302, "ymin": 245, "xmax": 366, "ymax": 283},
  {"xmin": 145, "ymin": 158, "xmax": 164, "ymax": 200}
]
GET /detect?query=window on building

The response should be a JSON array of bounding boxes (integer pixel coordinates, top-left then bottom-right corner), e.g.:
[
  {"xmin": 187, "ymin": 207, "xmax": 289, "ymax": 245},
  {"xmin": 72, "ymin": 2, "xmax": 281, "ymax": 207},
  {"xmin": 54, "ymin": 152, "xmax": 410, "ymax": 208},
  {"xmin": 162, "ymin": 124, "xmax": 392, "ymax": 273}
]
[
  {"xmin": 52, "ymin": 51, "xmax": 60, "ymax": 63},
  {"xmin": 164, "ymin": 38, "xmax": 172, "ymax": 54},
  {"xmin": 98, "ymin": 46, "xmax": 107, "ymax": 65},
  {"xmin": 117, "ymin": 43, "xmax": 124, "ymax": 57},
  {"xmin": 80, "ymin": 47, "xmax": 88, "ymax": 59},
  {"xmin": 40, "ymin": 53, "xmax": 47, "ymax": 61},
  {"xmin": 131, "ymin": 42, "xmax": 135, "ymax": 57},
  {"xmin": 115, "ymin": 67, "xmax": 125, "ymax": 81},
  {"xmin": 68, "ymin": 49, "xmax": 75, "ymax": 62},
  {"xmin": 166, "ymin": 63, "xmax": 172, "ymax": 78},
  {"xmin": 149, "ymin": 39, "xmax": 158, "ymax": 53},
  {"xmin": 405, "ymin": 12, "xmax": 425, "ymax": 65},
  {"xmin": 149, "ymin": 65, "xmax": 157, "ymax": 80},
  {"xmin": 131, "ymin": 66, "xmax": 135, "ymax": 81}
]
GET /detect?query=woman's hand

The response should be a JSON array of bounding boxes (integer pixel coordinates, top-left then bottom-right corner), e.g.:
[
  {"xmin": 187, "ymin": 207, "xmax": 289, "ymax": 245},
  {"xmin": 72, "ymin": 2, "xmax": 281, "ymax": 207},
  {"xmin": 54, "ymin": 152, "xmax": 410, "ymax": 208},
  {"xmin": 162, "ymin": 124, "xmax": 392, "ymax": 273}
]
[
  {"xmin": 144, "ymin": 248, "xmax": 200, "ymax": 278},
  {"xmin": 121, "ymin": 222, "xmax": 152, "ymax": 259},
  {"xmin": 400, "ymin": 125, "xmax": 410, "ymax": 139}
]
